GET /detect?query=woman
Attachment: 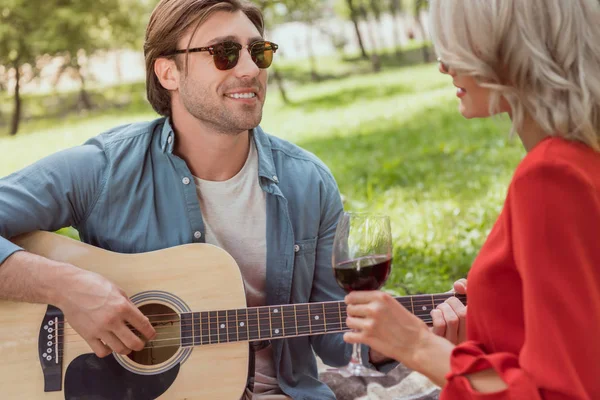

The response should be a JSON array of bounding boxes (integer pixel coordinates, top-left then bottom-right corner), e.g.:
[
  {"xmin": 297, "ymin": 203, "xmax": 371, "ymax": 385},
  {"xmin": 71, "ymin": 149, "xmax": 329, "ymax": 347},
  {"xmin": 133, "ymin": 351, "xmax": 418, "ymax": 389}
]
[{"xmin": 344, "ymin": 1, "xmax": 600, "ymax": 398}]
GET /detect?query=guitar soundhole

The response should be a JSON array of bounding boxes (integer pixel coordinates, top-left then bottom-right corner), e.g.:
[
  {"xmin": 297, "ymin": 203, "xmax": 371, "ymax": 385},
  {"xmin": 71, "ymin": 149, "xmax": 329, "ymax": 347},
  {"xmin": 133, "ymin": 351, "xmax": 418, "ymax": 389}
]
[{"xmin": 127, "ymin": 303, "xmax": 180, "ymax": 366}]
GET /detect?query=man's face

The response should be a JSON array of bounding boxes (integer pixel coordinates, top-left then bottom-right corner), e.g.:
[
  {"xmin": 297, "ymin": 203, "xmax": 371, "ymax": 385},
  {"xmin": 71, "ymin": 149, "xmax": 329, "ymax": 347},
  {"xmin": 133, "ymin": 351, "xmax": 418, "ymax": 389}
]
[{"xmin": 175, "ymin": 10, "xmax": 268, "ymax": 134}]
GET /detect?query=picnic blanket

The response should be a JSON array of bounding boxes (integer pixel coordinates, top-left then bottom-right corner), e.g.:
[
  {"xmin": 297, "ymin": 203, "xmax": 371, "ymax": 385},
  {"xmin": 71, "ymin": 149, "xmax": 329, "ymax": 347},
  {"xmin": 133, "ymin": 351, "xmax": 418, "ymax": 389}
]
[{"xmin": 319, "ymin": 363, "xmax": 440, "ymax": 400}]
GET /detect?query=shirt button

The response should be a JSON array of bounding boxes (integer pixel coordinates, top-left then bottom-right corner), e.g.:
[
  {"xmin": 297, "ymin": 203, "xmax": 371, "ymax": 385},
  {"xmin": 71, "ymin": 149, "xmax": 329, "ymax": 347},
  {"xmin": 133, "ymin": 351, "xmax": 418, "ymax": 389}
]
[
  {"xmin": 194, "ymin": 231, "xmax": 202, "ymax": 239},
  {"xmin": 294, "ymin": 244, "xmax": 300, "ymax": 253},
  {"xmin": 167, "ymin": 135, "xmax": 173, "ymax": 144},
  {"xmin": 182, "ymin": 177, "xmax": 191, "ymax": 185},
  {"xmin": 273, "ymin": 175, "xmax": 279, "ymax": 183}
]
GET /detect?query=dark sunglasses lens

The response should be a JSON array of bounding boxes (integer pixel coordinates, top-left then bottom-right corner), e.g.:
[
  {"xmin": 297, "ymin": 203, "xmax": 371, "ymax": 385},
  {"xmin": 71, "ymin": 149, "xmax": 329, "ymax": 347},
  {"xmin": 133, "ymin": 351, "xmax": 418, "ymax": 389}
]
[
  {"xmin": 250, "ymin": 41, "xmax": 274, "ymax": 69},
  {"xmin": 212, "ymin": 43, "xmax": 240, "ymax": 70}
]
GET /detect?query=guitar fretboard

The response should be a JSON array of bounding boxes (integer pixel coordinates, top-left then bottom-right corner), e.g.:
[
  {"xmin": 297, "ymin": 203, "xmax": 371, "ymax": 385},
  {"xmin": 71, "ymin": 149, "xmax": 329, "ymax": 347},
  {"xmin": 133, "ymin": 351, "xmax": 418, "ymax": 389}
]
[{"xmin": 179, "ymin": 293, "xmax": 467, "ymax": 347}]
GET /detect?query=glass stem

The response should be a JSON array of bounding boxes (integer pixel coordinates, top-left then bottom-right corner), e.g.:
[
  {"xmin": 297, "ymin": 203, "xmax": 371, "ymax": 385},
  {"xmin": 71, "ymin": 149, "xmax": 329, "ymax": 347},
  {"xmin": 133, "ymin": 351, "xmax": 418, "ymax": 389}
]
[{"xmin": 350, "ymin": 341, "xmax": 363, "ymax": 365}]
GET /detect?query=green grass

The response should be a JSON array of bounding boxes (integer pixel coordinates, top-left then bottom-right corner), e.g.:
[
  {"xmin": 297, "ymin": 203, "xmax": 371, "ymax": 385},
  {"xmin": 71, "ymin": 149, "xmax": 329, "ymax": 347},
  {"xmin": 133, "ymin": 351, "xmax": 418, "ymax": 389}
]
[{"xmin": 0, "ymin": 57, "xmax": 525, "ymax": 295}]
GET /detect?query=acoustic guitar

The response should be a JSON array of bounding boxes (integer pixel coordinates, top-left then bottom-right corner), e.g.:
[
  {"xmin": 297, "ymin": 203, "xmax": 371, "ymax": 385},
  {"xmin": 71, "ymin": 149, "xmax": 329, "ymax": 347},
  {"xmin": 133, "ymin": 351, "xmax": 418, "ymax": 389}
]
[{"xmin": 0, "ymin": 231, "xmax": 466, "ymax": 399}]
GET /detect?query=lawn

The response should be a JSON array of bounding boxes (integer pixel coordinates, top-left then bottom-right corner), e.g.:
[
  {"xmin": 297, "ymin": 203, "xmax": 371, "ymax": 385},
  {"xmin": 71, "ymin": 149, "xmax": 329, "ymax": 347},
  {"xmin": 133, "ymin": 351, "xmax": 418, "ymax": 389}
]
[{"xmin": 0, "ymin": 57, "xmax": 524, "ymax": 295}]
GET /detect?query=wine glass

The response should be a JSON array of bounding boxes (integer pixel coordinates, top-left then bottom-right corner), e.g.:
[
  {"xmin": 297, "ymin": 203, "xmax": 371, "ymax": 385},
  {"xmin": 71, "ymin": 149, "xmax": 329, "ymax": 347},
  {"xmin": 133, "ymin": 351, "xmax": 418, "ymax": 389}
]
[{"xmin": 330, "ymin": 211, "xmax": 393, "ymax": 377}]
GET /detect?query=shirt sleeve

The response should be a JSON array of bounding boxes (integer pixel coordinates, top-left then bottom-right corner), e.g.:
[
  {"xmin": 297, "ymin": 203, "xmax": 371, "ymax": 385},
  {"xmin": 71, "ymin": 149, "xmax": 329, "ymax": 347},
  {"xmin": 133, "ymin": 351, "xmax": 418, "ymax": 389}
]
[
  {"xmin": 0, "ymin": 142, "xmax": 108, "ymax": 264},
  {"xmin": 441, "ymin": 160, "xmax": 600, "ymax": 399}
]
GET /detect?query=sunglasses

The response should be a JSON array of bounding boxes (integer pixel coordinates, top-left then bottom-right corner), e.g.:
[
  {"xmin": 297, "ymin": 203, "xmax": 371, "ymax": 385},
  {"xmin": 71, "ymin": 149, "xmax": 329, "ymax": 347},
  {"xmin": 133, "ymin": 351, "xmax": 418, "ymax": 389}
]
[
  {"xmin": 165, "ymin": 40, "xmax": 279, "ymax": 71},
  {"xmin": 437, "ymin": 57, "xmax": 450, "ymax": 73}
]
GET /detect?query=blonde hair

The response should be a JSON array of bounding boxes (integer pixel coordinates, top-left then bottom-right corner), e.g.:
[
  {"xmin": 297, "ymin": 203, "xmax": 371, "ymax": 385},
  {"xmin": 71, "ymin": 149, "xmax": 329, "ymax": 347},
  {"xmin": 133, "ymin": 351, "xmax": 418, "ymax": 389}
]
[
  {"xmin": 429, "ymin": 0, "xmax": 600, "ymax": 150},
  {"xmin": 144, "ymin": 0, "xmax": 264, "ymax": 116}
]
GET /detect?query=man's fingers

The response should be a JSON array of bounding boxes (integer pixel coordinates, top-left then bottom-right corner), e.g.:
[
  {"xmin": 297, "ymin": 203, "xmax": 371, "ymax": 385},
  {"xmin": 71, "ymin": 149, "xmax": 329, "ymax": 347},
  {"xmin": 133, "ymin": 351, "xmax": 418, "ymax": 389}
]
[
  {"xmin": 100, "ymin": 332, "xmax": 131, "ymax": 355},
  {"xmin": 114, "ymin": 322, "xmax": 147, "ymax": 352},
  {"xmin": 87, "ymin": 338, "xmax": 112, "ymax": 358},
  {"xmin": 125, "ymin": 304, "xmax": 156, "ymax": 341},
  {"xmin": 430, "ymin": 308, "xmax": 446, "ymax": 337}
]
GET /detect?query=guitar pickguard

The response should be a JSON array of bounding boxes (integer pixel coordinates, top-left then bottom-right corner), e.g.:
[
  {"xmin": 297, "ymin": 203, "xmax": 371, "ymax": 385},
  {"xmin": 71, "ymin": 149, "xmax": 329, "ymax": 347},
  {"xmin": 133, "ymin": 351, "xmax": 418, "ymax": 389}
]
[{"xmin": 64, "ymin": 353, "xmax": 180, "ymax": 400}]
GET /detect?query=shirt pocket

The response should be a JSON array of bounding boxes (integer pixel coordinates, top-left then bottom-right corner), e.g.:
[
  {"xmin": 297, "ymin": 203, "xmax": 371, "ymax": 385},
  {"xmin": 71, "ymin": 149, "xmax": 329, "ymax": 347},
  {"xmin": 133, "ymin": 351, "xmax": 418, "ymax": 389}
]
[{"xmin": 292, "ymin": 237, "xmax": 318, "ymax": 301}]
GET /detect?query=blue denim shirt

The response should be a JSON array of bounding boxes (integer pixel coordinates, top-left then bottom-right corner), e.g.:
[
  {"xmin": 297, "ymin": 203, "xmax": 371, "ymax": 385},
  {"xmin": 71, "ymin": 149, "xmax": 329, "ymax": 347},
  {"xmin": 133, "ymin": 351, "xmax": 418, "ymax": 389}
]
[{"xmin": 0, "ymin": 117, "xmax": 367, "ymax": 399}]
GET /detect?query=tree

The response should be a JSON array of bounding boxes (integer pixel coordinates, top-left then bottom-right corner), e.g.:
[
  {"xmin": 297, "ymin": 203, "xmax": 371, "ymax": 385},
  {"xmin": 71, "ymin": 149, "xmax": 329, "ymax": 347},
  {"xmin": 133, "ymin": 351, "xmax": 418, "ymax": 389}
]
[
  {"xmin": 0, "ymin": 0, "xmax": 55, "ymax": 135},
  {"xmin": 389, "ymin": 0, "xmax": 404, "ymax": 57},
  {"xmin": 356, "ymin": 0, "xmax": 381, "ymax": 71},
  {"xmin": 334, "ymin": 0, "xmax": 370, "ymax": 60},
  {"xmin": 0, "ymin": 0, "xmax": 151, "ymax": 135},
  {"xmin": 45, "ymin": 0, "xmax": 149, "ymax": 111},
  {"xmin": 413, "ymin": 0, "xmax": 431, "ymax": 62}
]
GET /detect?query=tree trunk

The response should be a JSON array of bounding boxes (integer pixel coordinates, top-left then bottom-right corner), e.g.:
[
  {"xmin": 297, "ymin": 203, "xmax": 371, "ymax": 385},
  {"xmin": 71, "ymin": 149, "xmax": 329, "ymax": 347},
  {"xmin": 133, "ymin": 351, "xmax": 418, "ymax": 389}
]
[
  {"xmin": 414, "ymin": 2, "xmax": 431, "ymax": 63},
  {"xmin": 306, "ymin": 24, "xmax": 319, "ymax": 82},
  {"xmin": 77, "ymin": 65, "xmax": 93, "ymax": 111},
  {"xmin": 10, "ymin": 63, "xmax": 21, "ymax": 136},
  {"xmin": 359, "ymin": 7, "xmax": 381, "ymax": 72},
  {"xmin": 346, "ymin": 0, "xmax": 369, "ymax": 59},
  {"xmin": 389, "ymin": 0, "xmax": 403, "ymax": 57},
  {"xmin": 272, "ymin": 67, "xmax": 290, "ymax": 105}
]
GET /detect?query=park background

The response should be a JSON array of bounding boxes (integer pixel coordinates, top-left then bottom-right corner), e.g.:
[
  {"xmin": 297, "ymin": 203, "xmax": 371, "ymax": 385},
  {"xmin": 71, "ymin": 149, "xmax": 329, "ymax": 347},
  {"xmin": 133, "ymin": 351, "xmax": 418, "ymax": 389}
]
[{"xmin": 0, "ymin": 0, "xmax": 523, "ymax": 296}]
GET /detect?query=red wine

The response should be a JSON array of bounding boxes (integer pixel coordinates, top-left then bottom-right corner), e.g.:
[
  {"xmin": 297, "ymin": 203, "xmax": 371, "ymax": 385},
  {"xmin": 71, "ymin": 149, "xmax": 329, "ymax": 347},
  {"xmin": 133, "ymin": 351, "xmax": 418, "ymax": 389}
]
[{"xmin": 333, "ymin": 255, "xmax": 392, "ymax": 292}]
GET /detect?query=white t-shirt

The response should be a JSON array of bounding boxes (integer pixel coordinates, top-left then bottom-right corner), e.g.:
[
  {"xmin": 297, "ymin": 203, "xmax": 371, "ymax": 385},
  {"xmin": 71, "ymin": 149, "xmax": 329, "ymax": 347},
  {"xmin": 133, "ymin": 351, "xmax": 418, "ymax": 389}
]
[{"xmin": 194, "ymin": 141, "xmax": 289, "ymax": 400}]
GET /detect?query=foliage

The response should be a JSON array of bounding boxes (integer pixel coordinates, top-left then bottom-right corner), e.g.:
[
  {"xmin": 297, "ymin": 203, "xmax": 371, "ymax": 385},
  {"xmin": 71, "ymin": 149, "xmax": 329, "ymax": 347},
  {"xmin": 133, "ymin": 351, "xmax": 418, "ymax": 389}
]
[{"xmin": 0, "ymin": 60, "xmax": 524, "ymax": 295}]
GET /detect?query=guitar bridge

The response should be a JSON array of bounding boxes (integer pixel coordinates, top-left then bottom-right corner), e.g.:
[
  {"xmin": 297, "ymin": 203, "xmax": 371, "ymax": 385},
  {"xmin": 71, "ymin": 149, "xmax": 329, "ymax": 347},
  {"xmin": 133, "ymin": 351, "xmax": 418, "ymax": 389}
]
[{"xmin": 38, "ymin": 305, "xmax": 64, "ymax": 392}]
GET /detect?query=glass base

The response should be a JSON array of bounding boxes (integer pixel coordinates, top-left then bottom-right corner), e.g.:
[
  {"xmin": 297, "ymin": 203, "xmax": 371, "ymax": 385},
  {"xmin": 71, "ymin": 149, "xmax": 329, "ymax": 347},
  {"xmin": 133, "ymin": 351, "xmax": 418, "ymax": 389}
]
[{"xmin": 326, "ymin": 361, "xmax": 386, "ymax": 378}]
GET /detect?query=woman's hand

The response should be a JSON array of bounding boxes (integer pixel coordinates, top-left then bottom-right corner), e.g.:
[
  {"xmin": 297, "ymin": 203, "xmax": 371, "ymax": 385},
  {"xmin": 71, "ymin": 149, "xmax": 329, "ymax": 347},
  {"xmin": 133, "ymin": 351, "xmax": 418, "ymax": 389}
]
[
  {"xmin": 344, "ymin": 290, "xmax": 431, "ymax": 368},
  {"xmin": 431, "ymin": 278, "xmax": 468, "ymax": 345}
]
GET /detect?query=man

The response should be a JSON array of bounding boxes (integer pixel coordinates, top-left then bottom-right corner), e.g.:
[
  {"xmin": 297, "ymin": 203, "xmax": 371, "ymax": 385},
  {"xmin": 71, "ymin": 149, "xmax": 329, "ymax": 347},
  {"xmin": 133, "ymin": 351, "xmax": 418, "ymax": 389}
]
[{"xmin": 0, "ymin": 0, "xmax": 385, "ymax": 398}]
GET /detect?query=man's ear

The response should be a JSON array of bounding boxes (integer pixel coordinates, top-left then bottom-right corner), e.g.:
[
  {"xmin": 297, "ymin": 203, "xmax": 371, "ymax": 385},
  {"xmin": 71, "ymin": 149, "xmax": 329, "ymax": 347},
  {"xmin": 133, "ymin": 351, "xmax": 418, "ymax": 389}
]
[{"xmin": 154, "ymin": 57, "xmax": 180, "ymax": 91}]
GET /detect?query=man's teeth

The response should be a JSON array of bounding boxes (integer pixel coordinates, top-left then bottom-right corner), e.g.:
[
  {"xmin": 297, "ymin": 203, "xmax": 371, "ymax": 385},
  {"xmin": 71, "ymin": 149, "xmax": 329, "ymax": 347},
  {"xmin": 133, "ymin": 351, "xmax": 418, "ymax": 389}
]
[{"xmin": 227, "ymin": 93, "xmax": 256, "ymax": 99}]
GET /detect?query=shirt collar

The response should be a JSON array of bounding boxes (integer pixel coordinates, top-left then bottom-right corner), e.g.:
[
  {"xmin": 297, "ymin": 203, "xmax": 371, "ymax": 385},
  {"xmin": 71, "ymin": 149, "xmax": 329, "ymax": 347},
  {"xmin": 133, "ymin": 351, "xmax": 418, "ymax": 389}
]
[
  {"xmin": 252, "ymin": 126, "xmax": 278, "ymax": 184},
  {"xmin": 160, "ymin": 117, "xmax": 175, "ymax": 153},
  {"xmin": 161, "ymin": 118, "xmax": 279, "ymax": 184}
]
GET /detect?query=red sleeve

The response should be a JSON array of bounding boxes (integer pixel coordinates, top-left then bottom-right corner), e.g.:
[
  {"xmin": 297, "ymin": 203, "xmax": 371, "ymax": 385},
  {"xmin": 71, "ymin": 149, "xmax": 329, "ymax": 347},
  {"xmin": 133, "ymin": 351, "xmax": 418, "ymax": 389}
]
[{"xmin": 441, "ymin": 161, "xmax": 600, "ymax": 399}]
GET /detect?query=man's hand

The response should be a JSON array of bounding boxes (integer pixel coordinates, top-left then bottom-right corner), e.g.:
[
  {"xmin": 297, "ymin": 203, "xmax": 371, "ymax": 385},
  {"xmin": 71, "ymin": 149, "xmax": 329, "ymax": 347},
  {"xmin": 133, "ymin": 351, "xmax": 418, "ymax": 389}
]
[
  {"xmin": 58, "ymin": 268, "xmax": 156, "ymax": 357},
  {"xmin": 430, "ymin": 278, "xmax": 467, "ymax": 345}
]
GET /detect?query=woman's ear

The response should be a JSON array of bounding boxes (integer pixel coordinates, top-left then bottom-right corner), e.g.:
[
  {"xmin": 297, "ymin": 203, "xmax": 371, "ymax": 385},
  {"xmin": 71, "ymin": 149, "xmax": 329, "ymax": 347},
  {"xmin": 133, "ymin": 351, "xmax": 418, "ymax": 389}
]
[{"xmin": 154, "ymin": 57, "xmax": 180, "ymax": 91}]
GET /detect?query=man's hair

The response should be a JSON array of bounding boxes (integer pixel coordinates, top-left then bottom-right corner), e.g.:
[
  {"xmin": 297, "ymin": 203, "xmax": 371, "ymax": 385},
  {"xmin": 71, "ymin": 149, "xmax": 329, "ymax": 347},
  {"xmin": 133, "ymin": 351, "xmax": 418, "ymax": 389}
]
[
  {"xmin": 430, "ymin": 0, "xmax": 600, "ymax": 150},
  {"xmin": 144, "ymin": 0, "xmax": 264, "ymax": 116}
]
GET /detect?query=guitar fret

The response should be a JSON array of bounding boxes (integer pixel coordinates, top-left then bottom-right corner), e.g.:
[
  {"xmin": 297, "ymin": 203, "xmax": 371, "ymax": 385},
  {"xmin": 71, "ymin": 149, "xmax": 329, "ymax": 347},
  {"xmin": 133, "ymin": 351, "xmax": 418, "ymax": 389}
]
[
  {"xmin": 201, "ymin": 311, "xmax": 210, "ymax": 345},
  {"xmin": 237, "ymin": 309, "xmax": 249, "ymax": 342},
  {"xmin": 235, "ymin": 309, "xmax": 239, "ymax": 342},
  {"xmin": 322, "ymin": 303, "xmax": 327, "ymax": 332},
  {"xmin": 282, "ymin": 305, "xmax": 296, "ymax": 337},
  {"xmin": 218, "ymin": 310, "xmax": 227, "ymax": 343},
  {"xmin": 323, "ymin": 302, "xmax": 342, "ymax": 332},
  {"xmin": 193, "ymin": 312, "xmax": 201, "ymax": 346},
  {"xmin": 258, "ymin": 307, "xmax": 271, "ymax": 339},
  {"xmin": 248, "ymin": 308, "xmax": 259, "ymax": 340},
  {"xmin": 293, "ymin": 305, "xmax": 299, "ymax": 336},
  {"xmin": 296, "ymin": 304, "xmax": 310, "ymax": 336},
  {"xmin": 209, "ymin": 311, "xmax": 218, "ymax": 344},
  {"xmin": 309, "ymin": 303, "xmax": 325, "ymax": 334},
  {"xmin": 270, "ymin": 307, "xmax": 283, "ymax": 338},
  {"xmin": 227, "ymin": 309, "xmax": 237, "ymax": 343},
  {"xmin": 268, "ymin": 307, "xmax": 273, "ymax": 337},
  {"xmin": 180, "ymin": 312, "xmax": 193, "ymax": 347}
]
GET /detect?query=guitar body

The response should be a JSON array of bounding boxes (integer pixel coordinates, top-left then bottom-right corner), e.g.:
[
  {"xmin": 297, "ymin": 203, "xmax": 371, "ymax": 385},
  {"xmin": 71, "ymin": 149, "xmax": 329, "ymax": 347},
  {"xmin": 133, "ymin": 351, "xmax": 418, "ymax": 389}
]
[{"xmin": 0, "ymin": 231, "xmax": 249, "ymax": 399}]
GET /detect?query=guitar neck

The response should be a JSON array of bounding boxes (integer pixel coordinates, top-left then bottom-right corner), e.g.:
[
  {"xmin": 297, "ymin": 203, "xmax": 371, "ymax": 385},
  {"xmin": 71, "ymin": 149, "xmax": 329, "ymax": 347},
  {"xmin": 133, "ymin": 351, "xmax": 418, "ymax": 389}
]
[{"xmin": 179, "ymin": 292, "xmax": 467, "ymax": 348}]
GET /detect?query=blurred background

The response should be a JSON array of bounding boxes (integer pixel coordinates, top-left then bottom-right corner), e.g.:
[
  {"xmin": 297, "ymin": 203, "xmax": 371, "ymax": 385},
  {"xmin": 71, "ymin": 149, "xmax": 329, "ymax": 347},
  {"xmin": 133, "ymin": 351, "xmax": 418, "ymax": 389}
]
[{"xmin": 0, "ymin": 0, "xmax": 523, "ymax": 295}]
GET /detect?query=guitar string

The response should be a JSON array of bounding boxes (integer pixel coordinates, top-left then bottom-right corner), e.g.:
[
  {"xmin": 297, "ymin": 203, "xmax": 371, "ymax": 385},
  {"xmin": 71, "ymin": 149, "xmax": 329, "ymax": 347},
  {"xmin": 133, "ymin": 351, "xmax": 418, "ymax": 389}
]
[
  {"xmin": 47, "ymin": 311, "xmax": 441, "ymax": 348},
  {"xmin": 52, "ymin": 295, "xmax": 466, "ymax": 329},
  {"xmin": 33, "ymin": 316, "xmax": 439, "ymax": 360},
  {"xmin": 54, "ymin": 298, "xmax": 466, "ymax": 339},
  {"xmin": 54, "ymin": 299, "xmax": 464, "ymax": 338}
]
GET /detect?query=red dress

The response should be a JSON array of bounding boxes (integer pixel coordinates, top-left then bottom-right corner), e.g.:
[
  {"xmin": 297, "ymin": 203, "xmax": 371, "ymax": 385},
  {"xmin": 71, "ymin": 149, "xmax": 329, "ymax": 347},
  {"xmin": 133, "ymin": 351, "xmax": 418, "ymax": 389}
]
[{"xmin": 441, "ymin": 137, "xmax": 600, "ymax": 399}]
